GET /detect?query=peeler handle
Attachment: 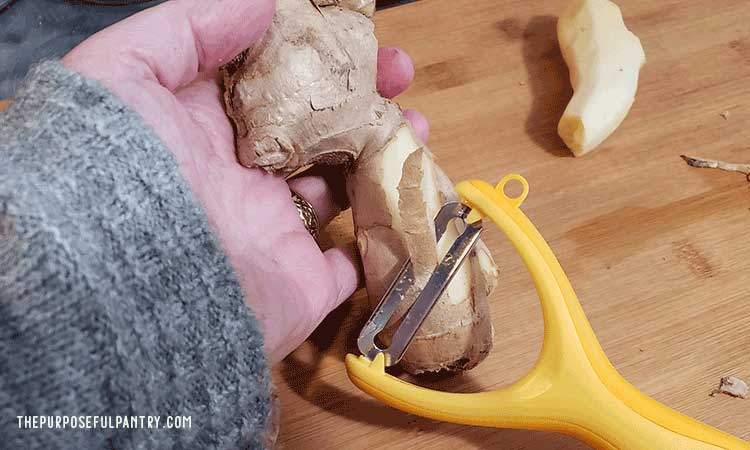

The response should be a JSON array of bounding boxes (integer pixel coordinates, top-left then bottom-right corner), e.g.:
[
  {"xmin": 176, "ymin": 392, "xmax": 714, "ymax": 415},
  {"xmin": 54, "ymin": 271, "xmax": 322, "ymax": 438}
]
[
  {"xmin": 345, "ymin": 174, "xmax": 749, "ymax": 450},
  {"xmin": 346, "ymin": 351, "xmax": 747, "ymax": 450}
]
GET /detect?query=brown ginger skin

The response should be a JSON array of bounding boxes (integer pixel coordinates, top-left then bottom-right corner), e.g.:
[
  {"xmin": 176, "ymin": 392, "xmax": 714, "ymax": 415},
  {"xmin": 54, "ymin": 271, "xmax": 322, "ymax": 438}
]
[
  {"xmin": 223, "ymin": 0, "xmax": 400, "ymax": 174},
  {"xmin": 221, "ymin": 0, "xmax": 497, "ymax": 374}
]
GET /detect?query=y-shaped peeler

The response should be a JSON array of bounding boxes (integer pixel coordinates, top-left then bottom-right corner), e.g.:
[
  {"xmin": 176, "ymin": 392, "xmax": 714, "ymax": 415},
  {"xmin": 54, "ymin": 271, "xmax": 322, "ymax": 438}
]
[{"xmin": 345, "ymin": 174, "xmax": 750, "ymax": 450}]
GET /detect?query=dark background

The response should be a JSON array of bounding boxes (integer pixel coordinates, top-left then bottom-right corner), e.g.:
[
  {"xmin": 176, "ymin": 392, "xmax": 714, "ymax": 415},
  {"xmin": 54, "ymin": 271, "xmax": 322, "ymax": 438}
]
[{"xmin": 0, "ymin": 0, "xmax": 418, "ymax": 98}]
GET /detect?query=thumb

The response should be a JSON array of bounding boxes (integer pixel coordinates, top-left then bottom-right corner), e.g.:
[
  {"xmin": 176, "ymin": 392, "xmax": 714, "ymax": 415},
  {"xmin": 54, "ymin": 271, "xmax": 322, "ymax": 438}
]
[{"xmin": 64, "ymin": 0, "xmax": 275, "ymax": 92}]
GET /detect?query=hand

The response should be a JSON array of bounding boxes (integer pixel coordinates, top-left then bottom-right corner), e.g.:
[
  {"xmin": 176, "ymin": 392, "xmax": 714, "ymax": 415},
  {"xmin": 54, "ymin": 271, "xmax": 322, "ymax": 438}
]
[{"xmin": 62, "ymin": 0, "xmax": 429, "ymax": 364}]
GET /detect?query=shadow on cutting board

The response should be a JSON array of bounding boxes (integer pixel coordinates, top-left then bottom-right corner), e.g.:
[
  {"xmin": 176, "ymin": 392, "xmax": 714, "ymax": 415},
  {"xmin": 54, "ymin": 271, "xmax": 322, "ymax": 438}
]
[
  {"xmin": 521, "ymin": 15, "xmax": 573, "ymax": 158},
  {"xmin": 279, "ymin": 294, "xmax": 590, "ymax": 449}
]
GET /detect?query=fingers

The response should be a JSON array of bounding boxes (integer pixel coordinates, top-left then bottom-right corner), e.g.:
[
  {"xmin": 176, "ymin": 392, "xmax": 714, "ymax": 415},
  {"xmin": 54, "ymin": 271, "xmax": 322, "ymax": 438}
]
[
  {"xmin": 403, "ymin": 108, "xmax": 430, "ymax": 143},
  {"xmin": 377, "ymin": 47, "xmax": 414, "ymax": 99},
  {"xmin": 64, "ymin": 0, "xmax": 275, "ymax": 92},
  {"xmin": 323, "ymin": 244, "xmax": 361, "ymax": 313},
  {"xmin": 376, "ymin": 48, "xmax": 429, "ymax": 142},
  {"xmin": 286, "ymin": 166, "xmax": 349, "ymax": 228},
  {"xmin": 262, "ymin": 242, "xmax": 360, "ymax": 365}
]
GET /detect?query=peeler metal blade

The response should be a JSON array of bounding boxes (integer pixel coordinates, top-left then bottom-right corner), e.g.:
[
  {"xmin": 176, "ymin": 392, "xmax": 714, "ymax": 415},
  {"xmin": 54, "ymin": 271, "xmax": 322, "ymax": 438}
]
[{"xmin": 356, "ymin": 201, "xmax": 483, "ymax": 367}]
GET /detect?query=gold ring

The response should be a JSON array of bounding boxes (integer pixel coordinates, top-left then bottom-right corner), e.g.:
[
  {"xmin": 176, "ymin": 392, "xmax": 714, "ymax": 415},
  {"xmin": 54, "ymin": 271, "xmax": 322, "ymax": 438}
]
[{"xmin": 290, "ymin": 190, "xmax": 320, "ymax": 238}]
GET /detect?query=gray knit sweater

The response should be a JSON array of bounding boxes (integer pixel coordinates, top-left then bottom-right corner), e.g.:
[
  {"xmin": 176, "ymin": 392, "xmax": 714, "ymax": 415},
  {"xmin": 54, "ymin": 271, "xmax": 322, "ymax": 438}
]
[{"xmin": 0, "ymin": 62, "xmax": 272, "ymax": 449}]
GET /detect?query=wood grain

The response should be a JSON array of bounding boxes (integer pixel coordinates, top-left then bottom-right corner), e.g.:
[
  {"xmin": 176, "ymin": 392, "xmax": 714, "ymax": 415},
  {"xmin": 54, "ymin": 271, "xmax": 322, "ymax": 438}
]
[{"xmin": 275, "ymin": 0, "xmax": 750, "ymax": 448}]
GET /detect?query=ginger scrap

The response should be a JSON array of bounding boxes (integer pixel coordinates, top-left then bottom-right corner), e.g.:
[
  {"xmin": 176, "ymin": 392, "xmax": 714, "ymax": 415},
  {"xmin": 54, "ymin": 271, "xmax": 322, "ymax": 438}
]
[
  {"xmin": 557, "ymin": 0, "xmax": 646, "ymax": 156},
  {"xmin": 681, "ymin": 155, "xmax": 750, "ymax": 182},
  {"xmin": 711, "ymin": 376, "xmax": 748, "ymax": 399}
]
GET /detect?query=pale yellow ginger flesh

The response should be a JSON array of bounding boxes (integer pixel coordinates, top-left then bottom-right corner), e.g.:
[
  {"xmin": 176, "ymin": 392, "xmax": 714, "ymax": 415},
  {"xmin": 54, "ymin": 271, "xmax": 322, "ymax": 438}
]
[
  {"xmin": 557, "ymin": 0, "xmax": 645, "ymax": 156},
  {"xmin": 222, "ymin": 0, "xmax": 497, "ymax": 374},
  {"xmin": 347, "ymin": 124, "xmax": 497, "ymax": 373}
]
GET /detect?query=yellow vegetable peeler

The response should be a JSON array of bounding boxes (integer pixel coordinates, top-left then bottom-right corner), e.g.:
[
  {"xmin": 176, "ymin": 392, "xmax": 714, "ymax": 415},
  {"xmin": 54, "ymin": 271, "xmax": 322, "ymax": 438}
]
[{"xmin": 345, "ymin": 174, "xmax": 750, "ymax": 450}]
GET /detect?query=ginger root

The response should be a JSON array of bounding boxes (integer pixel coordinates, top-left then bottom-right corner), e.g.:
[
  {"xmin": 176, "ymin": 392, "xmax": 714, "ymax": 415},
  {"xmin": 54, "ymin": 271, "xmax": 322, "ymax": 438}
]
[
  {"xmin": 222, "ymin": 0, "xmax": 497, "ymax": 373},
  {"xmin": 557, "ymin": 0, "xmax": 645, "ymax": 156},
  {"xmin": 348, "ymin": 124, "xmax": 497, "ymax": 373},
  {"xmin": 223, "ymin": 0, "xmax": 400, "ymax": 172}
]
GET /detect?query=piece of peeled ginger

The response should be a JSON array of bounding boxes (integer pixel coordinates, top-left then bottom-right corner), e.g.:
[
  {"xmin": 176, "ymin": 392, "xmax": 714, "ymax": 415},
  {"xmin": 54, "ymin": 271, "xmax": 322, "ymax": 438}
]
[{"xmin": 557, "ymin": 0, "xmax": 646, "ymax": 156}]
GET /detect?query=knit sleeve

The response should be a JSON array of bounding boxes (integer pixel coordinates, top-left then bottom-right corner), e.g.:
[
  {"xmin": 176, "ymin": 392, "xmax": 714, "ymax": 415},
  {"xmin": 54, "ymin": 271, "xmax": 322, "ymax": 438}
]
[{"xmin": 0, "ymin": 61, "xmax": 273, "ymax": 450}]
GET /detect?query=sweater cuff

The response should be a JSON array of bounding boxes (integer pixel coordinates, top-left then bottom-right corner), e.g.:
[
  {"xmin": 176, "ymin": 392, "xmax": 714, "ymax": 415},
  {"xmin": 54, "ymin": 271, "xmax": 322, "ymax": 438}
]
[{"xmin": 0, "ymin": 61, "xmax": 272, "ymax": 449}]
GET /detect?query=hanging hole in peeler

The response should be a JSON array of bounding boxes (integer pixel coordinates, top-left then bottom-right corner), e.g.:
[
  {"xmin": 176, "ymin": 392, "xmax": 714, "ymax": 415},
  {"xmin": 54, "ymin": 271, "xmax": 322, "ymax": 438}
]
[{"xmin": 496, "ymin": 174, "xmax": 529, "ymax": 208}]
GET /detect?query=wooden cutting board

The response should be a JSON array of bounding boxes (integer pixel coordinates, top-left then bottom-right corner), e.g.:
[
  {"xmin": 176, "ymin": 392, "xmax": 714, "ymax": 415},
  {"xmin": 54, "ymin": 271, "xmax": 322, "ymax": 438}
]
[
  {"xmin": 1, "ymin": 1, "xmax": 746, "ymax": 447},
  {"xmin": 275, "ymin": 0, "xmax": 750, "ymax": 449}
]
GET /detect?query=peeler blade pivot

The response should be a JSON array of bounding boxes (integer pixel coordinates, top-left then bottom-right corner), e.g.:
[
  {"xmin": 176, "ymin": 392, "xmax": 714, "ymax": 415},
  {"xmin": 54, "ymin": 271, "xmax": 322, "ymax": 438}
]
[{"xmin": 356, "ymin": 202, "xmax": 483, "ymax": 366}]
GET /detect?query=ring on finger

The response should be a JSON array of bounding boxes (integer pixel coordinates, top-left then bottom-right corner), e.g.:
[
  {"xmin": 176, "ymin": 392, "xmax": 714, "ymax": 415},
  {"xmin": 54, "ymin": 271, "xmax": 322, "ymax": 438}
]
[{"xmin": 290, "ymin": 189, "xmax": 320, "ymax": 239}]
